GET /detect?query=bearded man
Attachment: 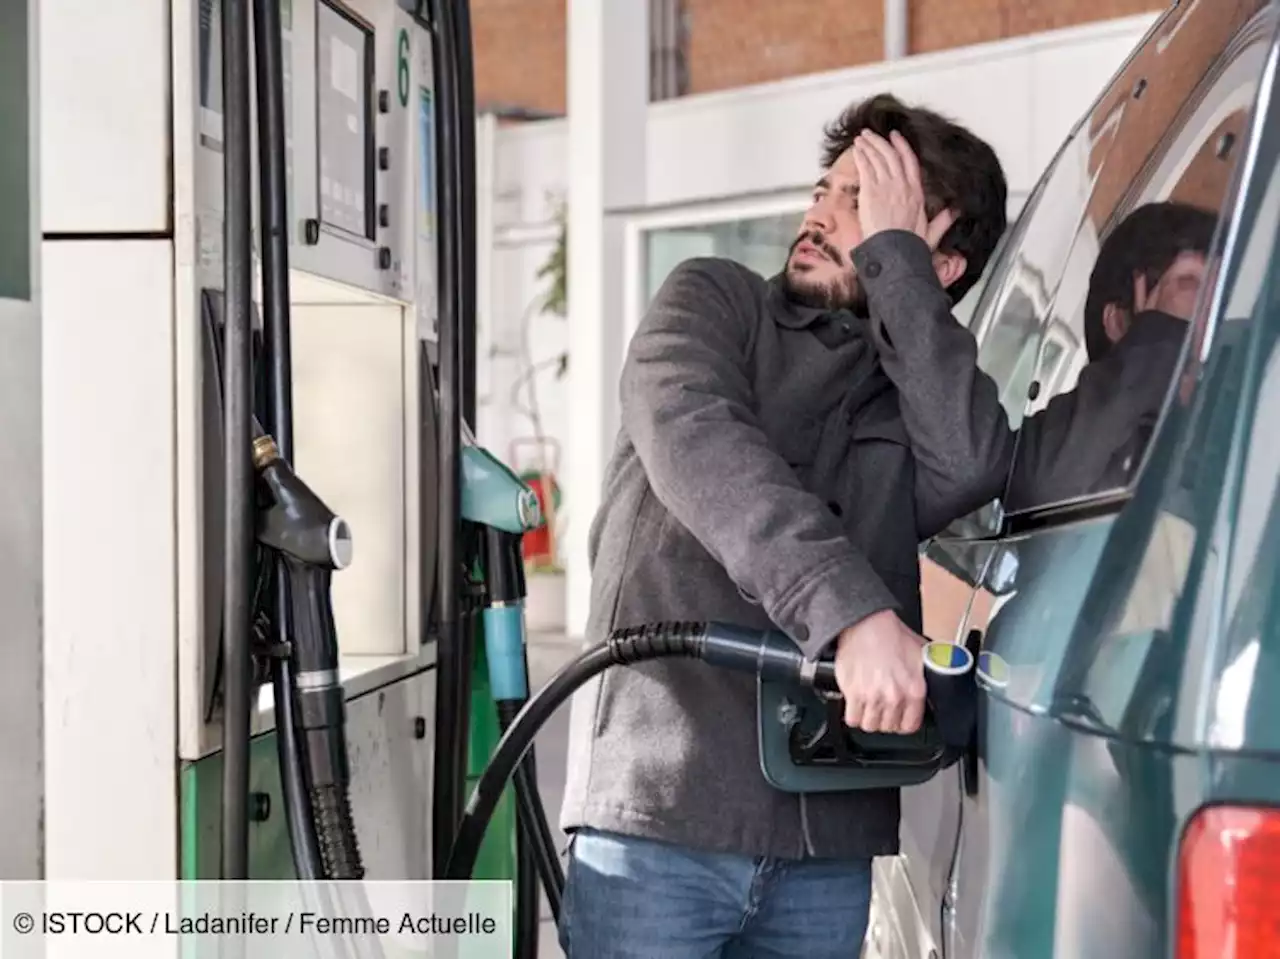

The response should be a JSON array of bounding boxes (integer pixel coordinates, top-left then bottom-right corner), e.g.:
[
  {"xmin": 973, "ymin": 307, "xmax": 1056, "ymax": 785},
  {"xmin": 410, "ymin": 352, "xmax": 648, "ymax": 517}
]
[{"xmin": 558, "ymin": 93, "xmax": 1012, "ymax": 958}]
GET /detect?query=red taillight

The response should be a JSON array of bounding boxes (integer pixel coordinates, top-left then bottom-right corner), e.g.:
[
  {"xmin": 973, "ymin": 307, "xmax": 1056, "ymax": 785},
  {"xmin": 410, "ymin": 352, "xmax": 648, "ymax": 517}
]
[{"xmin": 1177, "ymin": 805, "xmax": 1280, "ymax": 958}]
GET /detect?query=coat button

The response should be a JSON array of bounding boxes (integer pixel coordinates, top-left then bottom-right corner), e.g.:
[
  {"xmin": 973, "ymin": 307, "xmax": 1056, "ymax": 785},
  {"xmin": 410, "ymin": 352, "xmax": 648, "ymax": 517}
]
[{"xmin": 863, "ymin": 260, "xmax": 882, "ymax": 278}]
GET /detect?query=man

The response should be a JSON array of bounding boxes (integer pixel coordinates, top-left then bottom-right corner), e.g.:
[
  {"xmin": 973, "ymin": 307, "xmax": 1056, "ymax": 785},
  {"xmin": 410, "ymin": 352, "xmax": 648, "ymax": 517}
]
[
  {"xmin": 558, "ymin": 93, "xmax": 1010, "ymax": 957},
  {"xmin": 1005, "ymin": 200, "xmax": 1218, "ymax": 510}
]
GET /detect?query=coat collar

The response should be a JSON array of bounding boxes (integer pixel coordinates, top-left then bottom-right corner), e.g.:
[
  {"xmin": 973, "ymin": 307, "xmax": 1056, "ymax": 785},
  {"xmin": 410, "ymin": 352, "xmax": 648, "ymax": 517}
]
[{"xmin": 766, "ymin": 273, "xmax": 856, "ymax": 330}]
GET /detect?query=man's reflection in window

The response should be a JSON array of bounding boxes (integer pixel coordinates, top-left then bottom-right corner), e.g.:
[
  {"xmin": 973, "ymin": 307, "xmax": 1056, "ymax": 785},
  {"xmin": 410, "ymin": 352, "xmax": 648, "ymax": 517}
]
[{"xmin": 1005, "ymin": 202, "xmax": 1218, "ymax": 512}]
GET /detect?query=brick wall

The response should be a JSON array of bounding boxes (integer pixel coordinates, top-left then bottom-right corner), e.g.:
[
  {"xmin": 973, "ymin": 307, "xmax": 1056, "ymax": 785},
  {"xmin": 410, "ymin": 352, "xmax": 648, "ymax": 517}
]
[
  {"xmin": 472, "ymin": 0, "xmax": 1168, "ymax": 117},
  {"xmin": 470, "ymin": 0, "xmax": 566, "ymax": 117},
  {"xmin": 683, "ymin": 0, "xmax": 1168, "ymax": 94},
  {"xmin": 682, "ymin": 0, "xmax": 884, "ymax": 95},
  {"xmin": 910, "ymin": 0, "xmax": 1166, "ymax": 55}
]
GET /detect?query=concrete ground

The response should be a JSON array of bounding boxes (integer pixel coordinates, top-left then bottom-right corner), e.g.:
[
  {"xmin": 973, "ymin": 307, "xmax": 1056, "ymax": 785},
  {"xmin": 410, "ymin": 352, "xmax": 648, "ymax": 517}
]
[{"xmin": 526, "ymin": 630, "xmax": 580, "ymax": 958}]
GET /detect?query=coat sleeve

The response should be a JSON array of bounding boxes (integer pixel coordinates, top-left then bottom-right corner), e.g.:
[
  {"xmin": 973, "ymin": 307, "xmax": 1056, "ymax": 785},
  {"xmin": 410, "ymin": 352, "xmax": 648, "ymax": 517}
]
[
  {"xmin": 620, "ymin": 258, "xmax": 902, "ymax": 659},
  {"xmin": 852, "ymin": 230, "xmax": 1017, "ymax": 537},
  {"xmin": 1005, "ymin": 310, "xmax": 1188, "ymax": 510}
]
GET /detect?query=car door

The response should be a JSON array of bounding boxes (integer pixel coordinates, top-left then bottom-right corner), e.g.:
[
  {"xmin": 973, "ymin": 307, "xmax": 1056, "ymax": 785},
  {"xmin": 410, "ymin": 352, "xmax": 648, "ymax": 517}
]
[
  {"xmin": 942, "ymin": 4, "xmax": 1273, "ymax": 956},
  {"xmin": 881, "ymin": 23, "xmax": 1142, "ymax": 948},
  {"xmin": 884, "ymin": 94, "xmax": 1092, "ymax": 957},
  {"xmin": 888, "ymin": 21, "xmax": 1152, "ymax": 950}
]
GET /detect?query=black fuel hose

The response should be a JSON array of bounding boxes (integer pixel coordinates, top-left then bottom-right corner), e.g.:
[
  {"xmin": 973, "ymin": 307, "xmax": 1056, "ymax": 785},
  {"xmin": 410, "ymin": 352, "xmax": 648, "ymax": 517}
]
[
  {"xmin": 444, "ymin": 621, "xmax": 843, "ymax": 880},
  {"xmin": 248, "ymin": 0, "xmax": 326, "ymax": 882},
  {"xmin": 445, "ymin": 621, "xmax": 980, "ymax": 884},
  {"xmin": 286, "ymin": 560, "xmax": 363, "ymax": 879},
  {"xmin": 500, "ymin": 703, "xmax": 541, "ymax": 959},
  {"xmin": 515, "ymin": 812, "xmax": 540, "ymax": 959},
  {"xmin": 430, "ymin": 0, "xmax": 468, "ymax": 877},
  {"xmin": 267, "ymin": 572, "xmax": 325, "ymax": 880},
  {"xmin": 498, "ymin": 701, "xmax": 565, "ymax": 922},
  {"xmin": 219, "ymin": 0, "xmax": 255, "ymax": 883},
  {"xmin": 482, "ymin": 525, "xmax": 561, "ymax": 947}
]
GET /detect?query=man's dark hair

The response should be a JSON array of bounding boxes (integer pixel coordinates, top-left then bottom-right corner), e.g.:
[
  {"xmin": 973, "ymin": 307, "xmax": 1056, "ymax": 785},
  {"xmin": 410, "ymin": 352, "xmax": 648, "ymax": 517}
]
[
  {"xmin": 822, "ymin": 93, "xmax": 1008, "ymax": 305},
  {"xmin": 1083, "ymin": 201, "xmax": 1218, "ymax": 361}
]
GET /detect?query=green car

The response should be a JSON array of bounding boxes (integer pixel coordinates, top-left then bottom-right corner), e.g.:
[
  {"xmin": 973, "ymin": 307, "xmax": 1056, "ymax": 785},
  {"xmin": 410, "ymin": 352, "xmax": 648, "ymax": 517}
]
[{"xmin": 870, "ymin": 2, "xmax": 1280, "ymax": 957}]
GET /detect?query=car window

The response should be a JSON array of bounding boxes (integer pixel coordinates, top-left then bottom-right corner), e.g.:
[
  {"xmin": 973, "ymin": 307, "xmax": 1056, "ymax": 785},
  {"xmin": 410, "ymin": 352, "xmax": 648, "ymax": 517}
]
[
  {"xmin": 968, "ymin": 139, "xmax": 1098, "ymax": 434},
  {"xmin": 994, "ymin": 0, "xmax": 1274, "ymax": 516},
  {"xmin": 923, "ymin": 127, "xmax": 1091, "ymax": 540},
  {"xmin": 923, "ymin": 38, "xmax": 1152, "ymax": 543}
]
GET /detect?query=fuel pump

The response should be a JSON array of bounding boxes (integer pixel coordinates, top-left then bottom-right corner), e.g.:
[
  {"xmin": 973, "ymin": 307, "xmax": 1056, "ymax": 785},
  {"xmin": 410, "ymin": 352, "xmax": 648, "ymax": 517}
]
[
  {"xmin": 214, "ymin": 1, "xmax": 979, "ymax": 955},
  {"xmin": 214, "ymin": 0, "xmax": 367, "ymax": 884},
  {"xmin": 459, "ymin": 431, "xmax": 566, "ymax": 953},
  {"xmin": 205, "ymin": 0, "xmax": 490, "ymax": 907}
]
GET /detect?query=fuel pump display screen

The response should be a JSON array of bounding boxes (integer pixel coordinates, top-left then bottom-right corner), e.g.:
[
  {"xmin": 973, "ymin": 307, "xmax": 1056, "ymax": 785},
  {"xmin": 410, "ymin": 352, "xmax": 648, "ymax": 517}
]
[{"xmin": 317, "ymin": 0, "xmax": 374, "ymax": 240}]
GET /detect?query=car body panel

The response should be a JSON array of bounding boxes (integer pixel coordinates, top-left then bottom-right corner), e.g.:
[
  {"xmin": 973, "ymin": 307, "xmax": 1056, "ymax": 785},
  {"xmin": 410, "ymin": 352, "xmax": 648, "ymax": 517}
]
[{"xmin": 880, "ymin": 2, "xmax": 1280, "ymax": 956}]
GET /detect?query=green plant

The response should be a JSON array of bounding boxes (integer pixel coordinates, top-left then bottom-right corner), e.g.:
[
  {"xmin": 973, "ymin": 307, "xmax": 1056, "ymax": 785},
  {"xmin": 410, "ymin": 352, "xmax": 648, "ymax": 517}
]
[
  {"xmin": 535, "ymin": 203, "xmax": 567, "ymax": 318},
  {"xmin": 531, "ymin": 201, "xmax": 569, "ymax": 379}
]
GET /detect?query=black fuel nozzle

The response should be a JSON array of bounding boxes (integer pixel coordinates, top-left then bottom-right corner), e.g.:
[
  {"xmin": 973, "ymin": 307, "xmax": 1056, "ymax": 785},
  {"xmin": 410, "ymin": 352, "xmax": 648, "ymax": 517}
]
[
  {"xmin": 250, "ymin": 425, "xmax": 363, "ymax": 878},
  {"xmin": 252, "ymin": 431, "xmax": 352, "ymax": 571},
  {"xmin": 697, "ymin": 623, "xmax": 977, "ymax": 749}
]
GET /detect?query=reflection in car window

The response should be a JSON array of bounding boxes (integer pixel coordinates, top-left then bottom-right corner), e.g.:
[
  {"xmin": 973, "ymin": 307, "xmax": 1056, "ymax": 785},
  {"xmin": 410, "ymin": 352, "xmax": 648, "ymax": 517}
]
[
  {"xmin": 970, "ymin": 0, "xmax": 1274, "ymax": 516},
  {"xmin": 968, "ymin": 144, "xmax": 1098, "ymax": 433},
  {"xmin": 1005, "ymin": 201, "xmax": 1221, "ymax": 511}
]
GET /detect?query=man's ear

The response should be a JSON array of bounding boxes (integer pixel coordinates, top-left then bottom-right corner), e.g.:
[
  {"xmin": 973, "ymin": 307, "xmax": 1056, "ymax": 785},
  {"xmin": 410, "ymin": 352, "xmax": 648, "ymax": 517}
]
[
  {"xmin": 932, "ymin": 250, "xmax": 967, "ymax": 291},
  {"xmin": 1102, "ymin": 303, "xmax": 1130, "ymax": 345}
]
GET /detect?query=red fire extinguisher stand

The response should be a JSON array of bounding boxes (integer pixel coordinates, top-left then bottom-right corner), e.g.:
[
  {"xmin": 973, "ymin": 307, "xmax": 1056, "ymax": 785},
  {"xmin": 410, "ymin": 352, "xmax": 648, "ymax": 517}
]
[{"xmin": 509, "ymin": 437, "xmax": 561, "ymax": 569}]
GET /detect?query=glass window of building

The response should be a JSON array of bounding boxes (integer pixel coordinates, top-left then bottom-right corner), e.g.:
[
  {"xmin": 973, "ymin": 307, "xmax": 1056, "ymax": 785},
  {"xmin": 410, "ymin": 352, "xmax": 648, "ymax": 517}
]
[{"xmin": 643, "ymin": 211, "xmax": 804, "ymax": 304}]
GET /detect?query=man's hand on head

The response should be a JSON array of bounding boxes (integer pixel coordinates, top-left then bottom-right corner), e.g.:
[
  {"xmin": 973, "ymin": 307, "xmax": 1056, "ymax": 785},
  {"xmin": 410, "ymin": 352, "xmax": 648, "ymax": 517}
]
[
  {"xmin": 832, "ymin": 608, "xmax": 928, "ymax": 734},
  {"xmin": 1134, "ymin": 251, "xmax": 1206, "ymax": 322},
  {"xmin": 852, "ymin": 130, "xmax": 957, "ymax": 251}
]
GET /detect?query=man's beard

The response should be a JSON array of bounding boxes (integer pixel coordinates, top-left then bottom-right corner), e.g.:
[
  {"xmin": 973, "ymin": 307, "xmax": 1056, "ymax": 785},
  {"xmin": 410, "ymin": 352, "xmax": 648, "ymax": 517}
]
[{"xmin": 781, "ymin": 230, "xmax": 869, "ymax": 316}]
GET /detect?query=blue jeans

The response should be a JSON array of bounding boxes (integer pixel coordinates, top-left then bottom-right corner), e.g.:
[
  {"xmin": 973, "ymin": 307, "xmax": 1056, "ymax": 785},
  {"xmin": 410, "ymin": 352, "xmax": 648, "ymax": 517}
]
[{"xmin": 559, "ymin": 828, "xmax": 873, "ymax": 958}]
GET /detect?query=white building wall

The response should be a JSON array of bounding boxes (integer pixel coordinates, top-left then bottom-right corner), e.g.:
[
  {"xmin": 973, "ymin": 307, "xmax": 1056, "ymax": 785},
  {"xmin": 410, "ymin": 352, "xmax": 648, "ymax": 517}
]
[{"xmin": 475, "ymin": 12, "xmax": 1160, "ymax": 635}]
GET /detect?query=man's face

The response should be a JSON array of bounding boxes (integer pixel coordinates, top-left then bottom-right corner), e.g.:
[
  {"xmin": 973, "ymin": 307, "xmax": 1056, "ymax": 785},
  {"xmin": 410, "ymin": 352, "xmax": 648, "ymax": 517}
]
[
  {"xmin": 1103, "ymin": 250, "xmax": 1208, "ymax": 346},
  {"xmin": 1146, "ymin": 250, "xmax": 1208, "ymax": 323},
  {"xmin": 783, "ymin": 146, "xmax": 868, "ymax": 315}
]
